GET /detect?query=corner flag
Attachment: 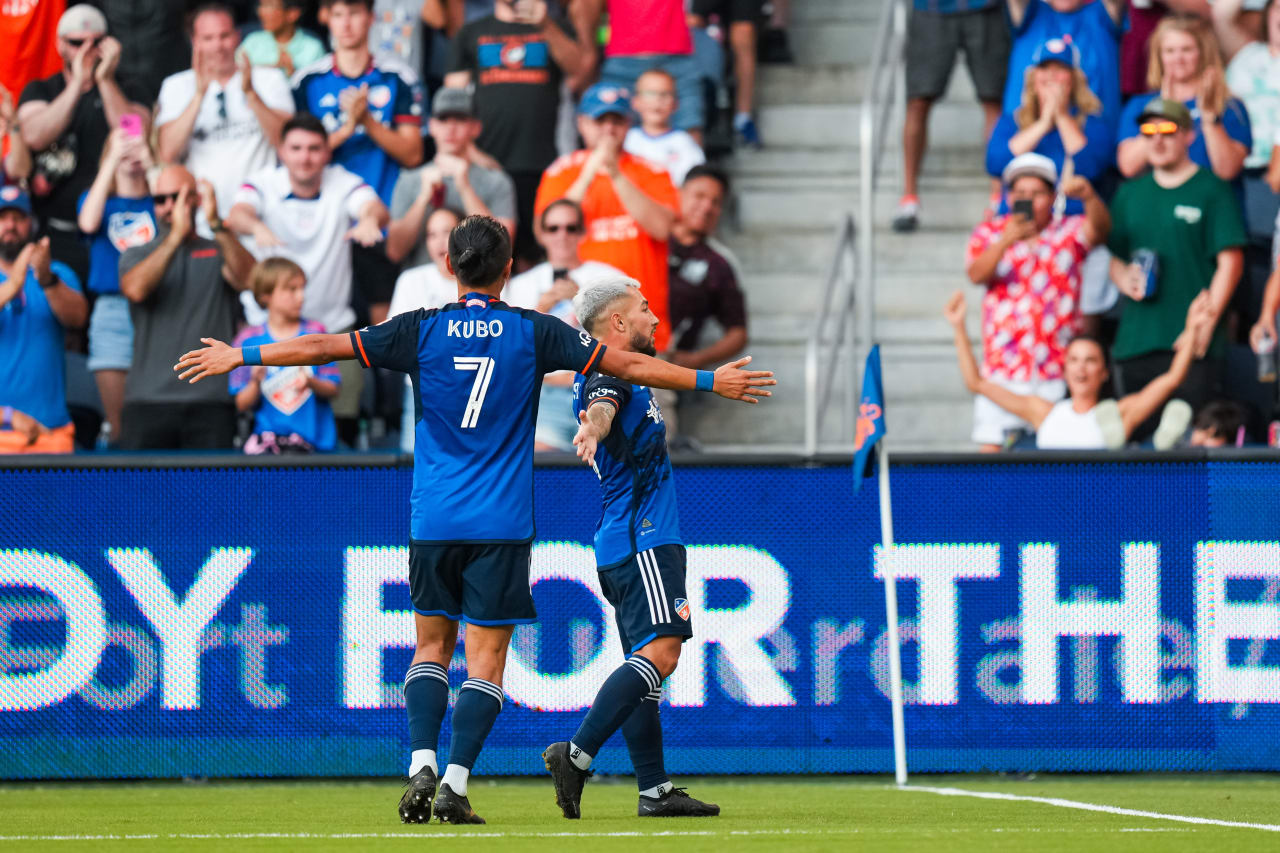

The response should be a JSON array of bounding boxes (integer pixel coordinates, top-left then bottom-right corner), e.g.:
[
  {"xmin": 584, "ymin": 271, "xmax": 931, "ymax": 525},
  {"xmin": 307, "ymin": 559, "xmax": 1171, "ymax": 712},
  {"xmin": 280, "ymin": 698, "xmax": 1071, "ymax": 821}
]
[{"xmin": 853, "ymin": 344, "xmax": 885, "ymax": 491}]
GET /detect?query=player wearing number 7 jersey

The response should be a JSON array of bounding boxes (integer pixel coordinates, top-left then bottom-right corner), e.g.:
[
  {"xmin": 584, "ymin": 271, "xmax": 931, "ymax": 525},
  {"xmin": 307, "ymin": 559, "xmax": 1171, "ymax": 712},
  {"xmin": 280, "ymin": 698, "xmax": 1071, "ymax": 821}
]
[{"xmin": 174, "ymin": 215, "xmax": 775, "ymax": 827}]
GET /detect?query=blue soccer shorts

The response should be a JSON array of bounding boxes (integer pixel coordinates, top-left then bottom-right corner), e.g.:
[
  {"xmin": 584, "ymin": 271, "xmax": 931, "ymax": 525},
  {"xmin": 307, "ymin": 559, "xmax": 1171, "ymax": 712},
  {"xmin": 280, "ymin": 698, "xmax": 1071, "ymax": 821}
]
[
  {"xmin": 599, "ymin": 544, "xmax": 693, "ymax": 654},
  {"xmin": 409, "ymin": 541, "xmax": 536, "ymax": 625}
]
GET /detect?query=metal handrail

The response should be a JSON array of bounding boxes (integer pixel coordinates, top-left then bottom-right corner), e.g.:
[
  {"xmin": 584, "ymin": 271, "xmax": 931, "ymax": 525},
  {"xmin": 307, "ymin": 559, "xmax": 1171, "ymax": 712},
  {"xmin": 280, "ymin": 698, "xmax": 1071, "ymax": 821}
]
[{"xmin": 803, "ymin": 0, "xmax": 908, "ymax": 456}]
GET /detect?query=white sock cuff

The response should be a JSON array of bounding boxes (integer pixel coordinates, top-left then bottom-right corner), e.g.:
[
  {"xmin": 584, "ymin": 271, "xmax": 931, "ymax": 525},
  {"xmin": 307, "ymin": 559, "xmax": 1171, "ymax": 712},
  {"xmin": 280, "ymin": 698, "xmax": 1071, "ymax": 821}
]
[
  {"xmin": 405, "ymin": 662, "xmax": 449, "ymax": 688},
  {"xmin": 460, "ymin": 677, "xmax": 505, "ymax": 707}
]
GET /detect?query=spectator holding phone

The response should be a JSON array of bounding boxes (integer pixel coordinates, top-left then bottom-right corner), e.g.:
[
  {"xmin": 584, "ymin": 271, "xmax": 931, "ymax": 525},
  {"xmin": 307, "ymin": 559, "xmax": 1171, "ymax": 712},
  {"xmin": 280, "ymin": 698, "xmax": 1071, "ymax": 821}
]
[
  {"xmin": 1107, "ymin": 98, "xmax": 1245, "ymax": 442},
  {"xmin": 156, "ymin": 4, "xmax": 295, "ymax": 228},
  {"xmin": 76, "ymin": 129, "xmax": 157, "ymax": 448},
  {"xmin": 18, "ymin": 4, "xmax": 151, "ymax": 282},
  {"xmin": 964, "ymin": 152, "xmax": 1110, "ymax": 451},
  {"xmin": 504, "ymin": 198, "xmax": 625, "ymax": 451},
  {"xmin": 230, "ymin": 257, "xmax": 341, "ymax": 454}
]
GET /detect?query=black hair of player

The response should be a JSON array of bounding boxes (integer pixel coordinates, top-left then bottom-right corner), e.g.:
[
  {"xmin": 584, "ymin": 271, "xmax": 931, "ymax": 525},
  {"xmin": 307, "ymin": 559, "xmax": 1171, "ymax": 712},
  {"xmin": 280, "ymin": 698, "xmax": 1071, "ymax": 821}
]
[
  {"xmin": 186, "ymin": 2, "xmax": 236, "ymax": 37},
  {"xmin": 281, "ymin": 112, "xmax": 329, "ymax": 140},
  {"xmin": 683, "ymin": 163, "xmax": 731, "ymax": 194},
  {"xmin": 449, "ymin": 215, "xmax": 512, "ymax": 289},
  {"xmin": 321, "ymin": 0, "xmax": 374, "ymax": 9},
  {"xmin": 539, "ymin": 198, "xmax": 584, "ymax": 230}
]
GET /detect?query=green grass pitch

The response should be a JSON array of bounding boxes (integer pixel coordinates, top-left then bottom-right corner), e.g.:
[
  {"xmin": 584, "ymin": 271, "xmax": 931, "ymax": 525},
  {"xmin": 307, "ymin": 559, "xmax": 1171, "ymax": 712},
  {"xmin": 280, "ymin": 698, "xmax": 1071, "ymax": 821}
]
[{"xmin": 3, "ymin": 774, "xmax": 1279, "ymax": 851}]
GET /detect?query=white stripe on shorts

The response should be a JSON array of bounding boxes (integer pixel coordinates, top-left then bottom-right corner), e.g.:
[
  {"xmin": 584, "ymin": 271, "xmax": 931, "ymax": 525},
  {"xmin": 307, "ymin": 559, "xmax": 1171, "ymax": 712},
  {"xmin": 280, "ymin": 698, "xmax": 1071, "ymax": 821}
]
[
  {"xmin": 641, "ymin": 549, "xmax": 670, "ymax": 623},
  {"xmin": 637, "ymin": 550, "xmax": 660, "ymax": 624}
]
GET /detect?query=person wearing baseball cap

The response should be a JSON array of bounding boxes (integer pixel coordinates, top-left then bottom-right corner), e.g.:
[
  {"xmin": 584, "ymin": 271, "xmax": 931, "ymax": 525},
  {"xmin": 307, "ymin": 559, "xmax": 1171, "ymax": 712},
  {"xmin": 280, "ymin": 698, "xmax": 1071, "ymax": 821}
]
[
  {"xmin": 384, "ymin": 87, "xmax": 516, "ymax": 271},
  {"xmin": 0, "ymin": 184, "xmax": 88, "ymax": 454},
  {"xmin": 986, "ymin": 37, "xmax": 1112, "ymax": 219},
  {"xmin": 534, "ymin": 83, "xmax": 679, "ymax": 354},
  {"xmin": 16, "ymin": 3, "xmax": 149, "ymax": 283},
  {"xmin": 1106, "ymin": 91, "xmax": 1247, "ymax": 442},
  {"xmin": 962, "ymin": 150, "xmax": 1110, "ymax": 451}
]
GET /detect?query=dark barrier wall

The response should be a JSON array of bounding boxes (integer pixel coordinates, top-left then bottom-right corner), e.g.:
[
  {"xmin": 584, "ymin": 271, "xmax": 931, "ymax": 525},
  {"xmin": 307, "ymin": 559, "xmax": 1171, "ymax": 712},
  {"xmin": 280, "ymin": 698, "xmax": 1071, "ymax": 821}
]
[{"xmin": 1, "ymin": 454, "xmax": 1279, "ymax": 778}]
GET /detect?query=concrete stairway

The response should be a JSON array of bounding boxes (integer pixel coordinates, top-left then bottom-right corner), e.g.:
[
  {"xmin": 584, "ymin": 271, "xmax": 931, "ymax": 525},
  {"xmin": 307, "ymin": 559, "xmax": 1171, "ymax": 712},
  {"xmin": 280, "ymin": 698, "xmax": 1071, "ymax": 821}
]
[{"xmin": 684, "ymin": 0, "xmax": 991, "ymax": 451}]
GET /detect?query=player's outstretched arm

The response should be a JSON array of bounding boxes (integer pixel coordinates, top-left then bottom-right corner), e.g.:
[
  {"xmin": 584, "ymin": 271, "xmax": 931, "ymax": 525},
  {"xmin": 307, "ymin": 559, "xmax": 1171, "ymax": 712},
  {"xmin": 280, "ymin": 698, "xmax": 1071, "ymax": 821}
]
[
  {"xmin": 573, "ymin": 404, "xmax": 617, "ymax": 468},
  {"xmin": 598, "ymin": 350, "xmax": 776, "ymax": 403},
  {"xmin": 174, "ymin": 334, "xmax": 357, "ymax": 384}
]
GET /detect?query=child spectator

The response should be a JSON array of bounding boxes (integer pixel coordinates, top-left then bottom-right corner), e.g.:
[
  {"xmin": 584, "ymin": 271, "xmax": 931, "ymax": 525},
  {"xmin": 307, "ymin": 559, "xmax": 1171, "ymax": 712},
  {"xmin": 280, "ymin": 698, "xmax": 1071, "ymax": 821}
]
[
  {"xmin": 238, "ymin": 0, "xmax": 327, "ymax": 77},
  {"xmin": 76, "ymin": 128, "xmax": 156, "ymax": 448},
  {"xmin": 1117, "ymin": 16, "xmax": 1251, "ymax": 186},
  {"xmin": 1189, "ymin": 399, "xmax": 1248, "ymax": 446},
  {"xmin": 987, "ymin": 38, "xmax": 1114, "ymax": 216},
  {"xmin": 624, "ymin": 68, "xmax": 706, "ymax": 186},
  {"xmin": 230, "ymin": 257, "xmax": 341, "ymax": 453}
]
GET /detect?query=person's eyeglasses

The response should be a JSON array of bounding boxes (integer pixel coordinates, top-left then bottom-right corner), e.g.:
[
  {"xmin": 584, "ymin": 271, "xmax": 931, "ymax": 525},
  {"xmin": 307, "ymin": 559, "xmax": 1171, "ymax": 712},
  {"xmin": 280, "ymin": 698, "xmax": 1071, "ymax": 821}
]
[
  {"xmin": 64, "ymin": 35, "xmax": 103, "ymax": 49},
  {"xmin": 1139, "ymin": 120, "xmax": 1180, "ymax": 136},
  {"xmin": 635, "ymin": 89, "xmax": 675, "ymax": 100},
  {"xmin": 544, "ymin": 223, "xmax": 583, "ymax": 234},
  {"xmin": 152, "ymin": 192, "xmax": 180, "ymax": 205}
]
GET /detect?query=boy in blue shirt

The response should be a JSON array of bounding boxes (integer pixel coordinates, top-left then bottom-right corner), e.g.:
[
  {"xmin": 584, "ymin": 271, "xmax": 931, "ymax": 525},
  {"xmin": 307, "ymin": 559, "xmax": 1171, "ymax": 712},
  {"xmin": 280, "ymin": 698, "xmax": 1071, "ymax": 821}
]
[{"xmin": 230, "ymin": 258, "xmax": 340, "ymax": 453}]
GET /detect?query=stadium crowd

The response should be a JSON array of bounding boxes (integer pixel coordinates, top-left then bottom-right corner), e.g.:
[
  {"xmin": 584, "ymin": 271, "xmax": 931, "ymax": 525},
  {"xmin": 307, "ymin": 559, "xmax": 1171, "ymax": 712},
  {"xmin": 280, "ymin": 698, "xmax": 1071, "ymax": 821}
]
[
  {"xmin": 902, "ymin": 0, "xmax": 1280, "ymax": 449},
  {"xmin": 0, "ymin": 0, "xmax": 770, "ymax": 454}
]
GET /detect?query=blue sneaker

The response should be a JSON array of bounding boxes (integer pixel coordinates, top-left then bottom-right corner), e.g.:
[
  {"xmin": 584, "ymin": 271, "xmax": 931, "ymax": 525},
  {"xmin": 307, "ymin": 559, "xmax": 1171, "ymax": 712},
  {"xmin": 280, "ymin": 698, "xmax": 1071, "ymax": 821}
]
[{"xmin": 734, "ymin": 115, "xmax": 762, "ymax": 149}]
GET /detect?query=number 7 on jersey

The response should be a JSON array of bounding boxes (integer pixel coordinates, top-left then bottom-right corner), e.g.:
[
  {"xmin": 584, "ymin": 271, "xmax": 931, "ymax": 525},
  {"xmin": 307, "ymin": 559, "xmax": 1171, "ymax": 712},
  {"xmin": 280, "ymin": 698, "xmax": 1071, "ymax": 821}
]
[{"xmin": 453, "ymin": 356, "xmax": 496, "ymax": 428}]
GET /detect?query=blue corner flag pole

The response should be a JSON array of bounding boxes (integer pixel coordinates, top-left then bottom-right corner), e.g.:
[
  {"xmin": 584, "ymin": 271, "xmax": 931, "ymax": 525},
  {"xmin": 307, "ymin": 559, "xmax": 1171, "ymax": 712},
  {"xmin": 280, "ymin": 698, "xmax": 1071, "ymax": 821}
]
[{"xmin": 854, "ymin": 345, "xmax": 907, "ymax": 784}]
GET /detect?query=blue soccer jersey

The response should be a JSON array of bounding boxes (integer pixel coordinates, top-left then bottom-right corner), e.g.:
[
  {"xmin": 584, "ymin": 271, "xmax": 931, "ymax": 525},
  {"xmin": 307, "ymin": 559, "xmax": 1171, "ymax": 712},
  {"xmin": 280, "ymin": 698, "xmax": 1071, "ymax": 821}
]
[
  {"xmin": 572, "ymin": 373, "xmax": 682, "ymax": 570},
  {"xmin": 292, "ymin": 54, "xmax": 423, "ymax": 205},
  {"xmin": 229, "ymin": 320, "xmax": 341, "ymax": 451},
  {"xmin": 351, "ymin": 293, "xmax": 606, "ymax": 542}
]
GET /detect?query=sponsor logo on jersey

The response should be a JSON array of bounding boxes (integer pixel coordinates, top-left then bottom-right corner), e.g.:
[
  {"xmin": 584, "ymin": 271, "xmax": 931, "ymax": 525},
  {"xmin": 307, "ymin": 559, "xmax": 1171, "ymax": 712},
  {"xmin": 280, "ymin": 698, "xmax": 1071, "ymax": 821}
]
[
  {"xmin": 588, "ymin": 387, "xmax": 618, "ymax": 401},
  {"xmin": 646, "ymin": 396, "xmax": 663, "ymax": 425},
  {"xmin": 674, "ymin": 597, "xmax": 691, "ymax": 621},
  {"xmin": 447, "ymin": 319, "xmax": 503, "ymax": 338}
]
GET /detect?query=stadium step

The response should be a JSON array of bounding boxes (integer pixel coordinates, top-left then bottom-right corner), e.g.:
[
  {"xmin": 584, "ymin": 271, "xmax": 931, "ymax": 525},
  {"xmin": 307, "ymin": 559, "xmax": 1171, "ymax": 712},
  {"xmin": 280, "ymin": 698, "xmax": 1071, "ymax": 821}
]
[{"xmin": 756, "ymin": 102, "xmax": 988, "ymax": 151}]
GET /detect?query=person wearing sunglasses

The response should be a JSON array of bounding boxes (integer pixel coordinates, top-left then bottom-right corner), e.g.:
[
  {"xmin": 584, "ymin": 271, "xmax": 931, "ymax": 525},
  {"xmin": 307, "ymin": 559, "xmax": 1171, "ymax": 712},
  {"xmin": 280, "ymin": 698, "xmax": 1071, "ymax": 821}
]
[
  {"xmin": 16, "ymin": 4, "xmax": 150, "ymax": 284},
  {"xmin": 504, "ymin": 198, "xmax": 625, "ymax": 451},
  {"xmin": 1106, "ymin": 97, "xmax": 1247, "ymax": 444}
]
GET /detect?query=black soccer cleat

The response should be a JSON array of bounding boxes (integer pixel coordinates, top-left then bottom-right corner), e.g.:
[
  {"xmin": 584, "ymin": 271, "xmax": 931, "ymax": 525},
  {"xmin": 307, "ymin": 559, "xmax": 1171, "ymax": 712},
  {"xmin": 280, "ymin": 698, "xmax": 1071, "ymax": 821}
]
[
  {"xmin": 432, "ymin": 783, "xmax": 486, "ymax": 824},
  {"xmin": 542, "ymin": 741, "xmax": 592, "ymax": 819},
  {"xmin": 398, "ymin": 766, "xmax": 437, "ymax": 823},
  {"xmin": 637, "ymin": 787, "xmax": 720, "ymax": 817}
]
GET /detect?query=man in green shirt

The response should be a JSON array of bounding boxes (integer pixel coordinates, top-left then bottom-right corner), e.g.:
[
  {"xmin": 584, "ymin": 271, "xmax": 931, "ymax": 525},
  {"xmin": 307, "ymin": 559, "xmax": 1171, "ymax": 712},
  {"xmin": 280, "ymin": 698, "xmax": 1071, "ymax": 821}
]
[{"xmin": 1107, "ymin": 98, "xmax": 1245, "ymax": 441}]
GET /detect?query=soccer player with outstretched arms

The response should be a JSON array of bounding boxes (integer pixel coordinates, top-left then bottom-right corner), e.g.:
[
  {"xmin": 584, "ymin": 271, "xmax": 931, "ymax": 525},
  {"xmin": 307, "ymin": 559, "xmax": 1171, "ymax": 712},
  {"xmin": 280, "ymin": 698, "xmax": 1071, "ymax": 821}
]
[
  {"xmin": 542, "ymin": 277, "xmax": 719, "ymax": 819},
  {"xmin": 174, "ymin": 215, "xmax": 774, "ymax": 825}
]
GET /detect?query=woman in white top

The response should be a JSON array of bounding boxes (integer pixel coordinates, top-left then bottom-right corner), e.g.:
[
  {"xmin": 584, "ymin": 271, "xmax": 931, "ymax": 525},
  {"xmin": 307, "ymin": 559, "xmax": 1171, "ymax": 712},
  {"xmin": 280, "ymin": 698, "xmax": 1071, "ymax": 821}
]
[
  {"xmin": 503, "ymin": 199, "xmax": 624, "ymax": 451},
  {"xmin": 945, "ymin": 290, "xmax": 1213, "ymax": 449},
  {"xmin": 389, "ymin": 206, "xmax": 461, "ymax": 451}
]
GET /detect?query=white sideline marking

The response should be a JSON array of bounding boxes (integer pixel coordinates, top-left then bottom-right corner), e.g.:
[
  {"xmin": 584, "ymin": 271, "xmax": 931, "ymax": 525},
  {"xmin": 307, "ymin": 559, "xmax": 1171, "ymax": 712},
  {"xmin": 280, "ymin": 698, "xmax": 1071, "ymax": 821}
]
[{"xmin": 902, "ymin": 785, "xmax": 1280, "ymax": 833}]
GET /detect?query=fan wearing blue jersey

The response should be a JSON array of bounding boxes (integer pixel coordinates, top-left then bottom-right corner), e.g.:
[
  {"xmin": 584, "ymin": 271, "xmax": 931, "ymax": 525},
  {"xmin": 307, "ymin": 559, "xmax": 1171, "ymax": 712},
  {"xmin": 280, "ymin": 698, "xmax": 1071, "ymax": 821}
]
[
  {"xmin": 541, "ymin": 277, "xmax": 718, "ymax": 820},
  {"xmin": 173, "ymin": 215, "xmax": 774, "ymax": 826}
]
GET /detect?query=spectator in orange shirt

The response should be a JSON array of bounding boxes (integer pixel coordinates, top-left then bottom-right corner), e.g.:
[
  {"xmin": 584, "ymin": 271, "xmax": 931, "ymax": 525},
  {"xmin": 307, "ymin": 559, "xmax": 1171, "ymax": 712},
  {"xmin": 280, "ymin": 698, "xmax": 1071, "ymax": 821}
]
[{"xmin": 534, "ymin": 83, "xmax": 679, "ymax": 351}]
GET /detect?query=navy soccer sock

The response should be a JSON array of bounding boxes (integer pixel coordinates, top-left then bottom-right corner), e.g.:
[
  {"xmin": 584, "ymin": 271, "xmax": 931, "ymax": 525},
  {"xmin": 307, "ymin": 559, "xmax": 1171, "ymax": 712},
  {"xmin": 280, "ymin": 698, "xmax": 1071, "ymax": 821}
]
[
  {"xmin": 570, "ymin": 655, "xmax": 662, "ymax": 764},
  {"xmin": 446, "ymin": 677, "xmax": 505, "ymax": 771},
  {"xmin": 621, "ymin": 689, "xmax": 669, "ymax": 792},
  {"xmin": 405, "ymin": 662, "xmax": 449, "ymax": 753}
]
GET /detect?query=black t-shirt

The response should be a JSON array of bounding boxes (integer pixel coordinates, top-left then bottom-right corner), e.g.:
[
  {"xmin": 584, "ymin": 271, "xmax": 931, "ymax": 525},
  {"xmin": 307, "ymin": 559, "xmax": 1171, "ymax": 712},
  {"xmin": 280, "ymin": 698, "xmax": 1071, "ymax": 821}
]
[
  {"xmin": 19, "ymin": 73, "xmax": 148, "ymax": 224},
  {"xmin": 447, "ymin": 15, "xmax": 571, "ymax": 175},
  {"xmin": 667, "ymin": 238, "xmax": 748, "ymax": 352}
]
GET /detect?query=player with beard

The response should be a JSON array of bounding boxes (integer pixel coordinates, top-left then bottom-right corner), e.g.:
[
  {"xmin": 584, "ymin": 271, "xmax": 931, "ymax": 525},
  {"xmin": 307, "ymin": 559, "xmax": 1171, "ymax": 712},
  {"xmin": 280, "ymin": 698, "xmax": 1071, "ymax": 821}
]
[{"xmin": 542, "ymin": 276, "xmax": 718, "ymax": 820}]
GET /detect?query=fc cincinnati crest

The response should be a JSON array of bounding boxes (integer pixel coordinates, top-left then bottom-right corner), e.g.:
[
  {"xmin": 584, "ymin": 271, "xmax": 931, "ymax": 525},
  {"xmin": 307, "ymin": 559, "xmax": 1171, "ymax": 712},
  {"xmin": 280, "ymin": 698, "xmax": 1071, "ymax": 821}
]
[{"xmin": 674, "ymin": 598, "xmax": 691, "ymax": 621}]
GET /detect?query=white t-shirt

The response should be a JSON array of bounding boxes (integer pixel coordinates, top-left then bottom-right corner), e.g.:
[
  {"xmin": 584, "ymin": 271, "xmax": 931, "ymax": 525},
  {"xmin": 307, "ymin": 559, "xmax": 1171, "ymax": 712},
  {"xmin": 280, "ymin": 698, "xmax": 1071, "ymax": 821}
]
[
  {"xmin": 624, "ymin": 127, "xmax": 705, "ymax": 186},
  {"xmin": 234, "ymin": 164, "xmax": 380, "ymax": 332},
  {"xmin": 389, "ymin": 263, "xmax": 457, "ymax": 318},
  {"xmin": 1226, "ymin": 41, "xmax": 1280, "ymax": 169},
  {"xmin": 1035, "ymin": 399, "xmax": 1108, "ymax": 449},
  {"xmin": 503, "ymin": 260, "xmax": 625, "ymax": 327},
  {"xmin": 156, "ymin": 68, "xmax": 296, "ymax": 217}
]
